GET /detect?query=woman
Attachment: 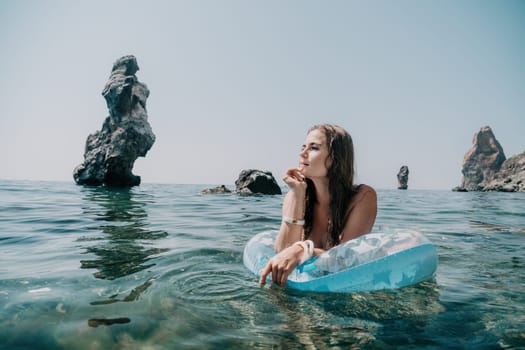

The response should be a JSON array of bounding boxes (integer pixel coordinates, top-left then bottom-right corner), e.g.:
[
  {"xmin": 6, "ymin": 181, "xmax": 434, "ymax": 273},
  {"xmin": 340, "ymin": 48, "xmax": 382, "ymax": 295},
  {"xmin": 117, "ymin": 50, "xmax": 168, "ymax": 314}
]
[{"xmin": 260, "ymin": 124, "xmax": 377, "ymax": 286}]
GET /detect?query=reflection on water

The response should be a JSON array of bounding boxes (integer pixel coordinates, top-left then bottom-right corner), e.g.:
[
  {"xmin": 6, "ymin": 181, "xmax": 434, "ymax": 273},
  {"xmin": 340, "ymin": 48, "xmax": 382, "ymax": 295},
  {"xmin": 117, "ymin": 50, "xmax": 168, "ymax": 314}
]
[
  {"xmin": 89, "ymin": 276, "xmax": 157, "ymax": 305},
  {"xmin": 78, "ymin": 187, "xmax": 168, "ymax": 280},
  {"xmin": 242, "ymin": 279, "xmax": 444, "ymax": 349}
]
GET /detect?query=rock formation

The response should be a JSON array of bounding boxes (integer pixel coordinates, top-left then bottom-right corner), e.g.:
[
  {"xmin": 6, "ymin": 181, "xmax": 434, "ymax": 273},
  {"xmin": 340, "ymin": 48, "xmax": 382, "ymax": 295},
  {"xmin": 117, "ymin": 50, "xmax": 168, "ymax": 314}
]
[
  {"xmin": 397, "ymin": 165, "xmax": 409, "ymax": 190},
  {"xmin": 455, "ymin": 126, "xmax": 506, "ymax": 191},
  {"xmin": 482, "ymin": 151, "xmax": 525, "ymax": 192},
  {"xmin": 235, "ymin": 169, "xmax": 282, "ymax": 195},
  {"xmin": 201, "ymin": 185, "xmax": 232, "ymax": 194},
  {"xmin": 73, "ymin": 55, "xmax": 155, "ymax": 187}
]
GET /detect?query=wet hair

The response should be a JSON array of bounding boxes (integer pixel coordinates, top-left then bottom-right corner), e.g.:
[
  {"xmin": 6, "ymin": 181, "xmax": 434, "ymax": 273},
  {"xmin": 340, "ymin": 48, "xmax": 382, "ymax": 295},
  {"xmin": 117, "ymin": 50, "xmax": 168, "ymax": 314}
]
[{"xmin": 303, "ymin": 124, "xmax": 359, "ymax": 246}]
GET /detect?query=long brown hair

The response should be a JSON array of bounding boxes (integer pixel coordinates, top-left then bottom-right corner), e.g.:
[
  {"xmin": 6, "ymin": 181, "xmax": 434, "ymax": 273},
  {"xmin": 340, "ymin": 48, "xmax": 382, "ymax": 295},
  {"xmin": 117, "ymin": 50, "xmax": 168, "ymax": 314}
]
[{"xmin": 303, "ymin": 124, "xmax": 359, "ymax": 246}]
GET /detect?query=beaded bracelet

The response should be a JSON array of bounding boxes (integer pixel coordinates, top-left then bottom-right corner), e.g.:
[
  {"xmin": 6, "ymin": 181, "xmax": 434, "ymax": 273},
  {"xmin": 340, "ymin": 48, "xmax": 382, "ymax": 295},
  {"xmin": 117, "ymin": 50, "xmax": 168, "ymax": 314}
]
[
  {"xmin": 283, "ymin": 216, "xmax": 305, "ymax": 226},
  {"xmin": 293, "ymin": 239, "xmax": 315, "ymax": 264}
]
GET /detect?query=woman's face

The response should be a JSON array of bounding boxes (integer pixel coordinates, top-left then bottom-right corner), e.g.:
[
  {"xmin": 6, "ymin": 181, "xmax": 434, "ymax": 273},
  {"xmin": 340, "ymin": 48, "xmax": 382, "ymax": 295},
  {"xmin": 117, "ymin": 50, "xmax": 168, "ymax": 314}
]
[{"xmin": 299, "ymin": 128, "xmax": 331, "ymax": 179}]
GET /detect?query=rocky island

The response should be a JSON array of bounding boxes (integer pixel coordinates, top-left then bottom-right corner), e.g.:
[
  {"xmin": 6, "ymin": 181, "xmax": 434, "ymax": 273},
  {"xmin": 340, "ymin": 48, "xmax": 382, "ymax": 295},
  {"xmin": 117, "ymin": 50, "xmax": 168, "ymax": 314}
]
[
  {"xmin": 201, "ymin": 170, "xmax": 282, "ymax": 195},
  {"xmin": 397, "ymin": 165, "xmax": 409, "ymax": 190},
  {"xmin": 235, "ymin": 169, "xmax": 282, "ymax": 195},
  {"xmin": 73, "ymin": 55, "xmax": 155, "ymax": 187},
  {"xmin": 454, "ymin": 126, "xmax": 524, "ymax": 192}
]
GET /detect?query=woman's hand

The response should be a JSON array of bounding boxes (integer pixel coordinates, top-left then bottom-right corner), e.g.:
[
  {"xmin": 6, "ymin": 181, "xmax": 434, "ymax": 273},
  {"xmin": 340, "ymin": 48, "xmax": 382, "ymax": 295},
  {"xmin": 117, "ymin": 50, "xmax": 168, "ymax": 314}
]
[
  {"xmin": 282, "ymin": 168, "xmax": 307, "ymax": 192},
  {"xmin": 274, "ymin": 167, "xmax": 307, "ymax": 253},
  {"xmin": 259, "ymin": 244, "xmax": 304, "ymax": 286}
]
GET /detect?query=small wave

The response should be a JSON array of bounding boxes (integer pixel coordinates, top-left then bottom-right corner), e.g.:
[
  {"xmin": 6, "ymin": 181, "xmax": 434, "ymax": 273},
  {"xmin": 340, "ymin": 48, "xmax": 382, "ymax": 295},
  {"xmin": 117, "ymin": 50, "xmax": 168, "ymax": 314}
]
[{"xmin": 162, "ymin": 248, "xmax": 256, "ymax": 303}]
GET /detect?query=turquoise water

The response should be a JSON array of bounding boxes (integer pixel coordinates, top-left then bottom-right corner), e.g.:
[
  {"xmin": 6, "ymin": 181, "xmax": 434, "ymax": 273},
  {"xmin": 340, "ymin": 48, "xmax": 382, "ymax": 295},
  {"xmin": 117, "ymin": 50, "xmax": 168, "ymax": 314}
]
[{"xmin": 1, "ymin": 180, "xmax": 524, "ymax": 349}]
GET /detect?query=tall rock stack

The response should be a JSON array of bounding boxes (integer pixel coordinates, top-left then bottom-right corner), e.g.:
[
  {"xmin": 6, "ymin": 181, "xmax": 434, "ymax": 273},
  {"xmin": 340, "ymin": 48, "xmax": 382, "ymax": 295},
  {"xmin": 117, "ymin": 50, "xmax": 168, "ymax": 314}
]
[
  {"xmin": 397, "ymin": 165, "xmax": 409, "ymax": 190},
  {"xmin": 74, "ymin": 55, "xmax": 155, "ymax": 187},
  {"xmin": 455, "ymin": 126, "xmax": 506, "ymax": 191}
]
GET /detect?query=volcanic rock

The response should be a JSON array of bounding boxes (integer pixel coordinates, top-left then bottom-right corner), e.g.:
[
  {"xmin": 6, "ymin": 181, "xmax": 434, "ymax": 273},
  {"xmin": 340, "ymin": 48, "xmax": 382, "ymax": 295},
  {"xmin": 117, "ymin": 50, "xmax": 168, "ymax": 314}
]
[
  {"xmin": 235, "ymin": 169, "xmax": 282, "ymax": 195},
  {"xmin": 201, "ymin": 185, "xmax": 232, "ymax": 194},
  {"xmin": 397, "ymin": 165, "xmax": 409, "ymax": 190},
  {"xmin": 73, "ymin": 55, "xmax": 155, "ymax": 187},
  {"xmin": 456, "ymin": 126, "xmax": 506, "ymax": 191},
  {"xmin": 482, "ymin": 151, "xmax": 525, "ymax": 192}
]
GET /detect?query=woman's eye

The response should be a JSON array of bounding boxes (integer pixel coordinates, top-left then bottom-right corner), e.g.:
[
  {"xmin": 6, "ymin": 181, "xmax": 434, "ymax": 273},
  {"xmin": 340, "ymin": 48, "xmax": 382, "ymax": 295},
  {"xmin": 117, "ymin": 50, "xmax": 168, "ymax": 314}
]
[{"xmin": 301, "ymin": 144, "xmax": 319, "ymax": 152}]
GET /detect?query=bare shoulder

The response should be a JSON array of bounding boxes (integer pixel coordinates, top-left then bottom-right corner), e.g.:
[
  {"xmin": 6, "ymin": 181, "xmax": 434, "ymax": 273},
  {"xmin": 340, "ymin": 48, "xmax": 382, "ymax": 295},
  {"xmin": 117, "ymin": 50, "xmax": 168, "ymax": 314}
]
[
  {"xmin": 340, "ymin": 184, "xmax": 378, "ymax": 241},
  {"xmin": 354, "ymin": 184, "xmax": 377, "ymax": 202},
  {"xmin": 346, "ymin": 184, "xmax": 377, "ymax": 213}
]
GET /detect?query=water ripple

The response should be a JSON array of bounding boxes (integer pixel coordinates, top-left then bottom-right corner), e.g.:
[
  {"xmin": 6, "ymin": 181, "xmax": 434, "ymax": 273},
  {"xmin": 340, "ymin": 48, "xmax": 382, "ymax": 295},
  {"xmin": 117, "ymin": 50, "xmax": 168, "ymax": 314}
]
[{"xmin": 162, "ymin": 248, "xmax": 256, "ymax": 303}]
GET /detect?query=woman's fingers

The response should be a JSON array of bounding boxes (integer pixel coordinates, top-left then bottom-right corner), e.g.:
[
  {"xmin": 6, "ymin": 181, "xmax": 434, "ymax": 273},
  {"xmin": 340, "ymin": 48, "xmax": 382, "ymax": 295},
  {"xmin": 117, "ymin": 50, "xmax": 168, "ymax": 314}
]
[
  {"xmin": 272, "ymin": 265, "xmax": 288, "ymax": 286},
  {"xmin": 259, "ymin": 246, "xmax": 301, "ymax": 286},
  {"xmin": 280, "ymin": 273, "xmax": 288, "ymax": 286},
  {"xmin": 283, "ymin": 168, "xmax": 306, "ymax": 191},
  {"xmin": 272, "ymin": 265, "xmax": 280, "ymax": 284},
  {"xmin": 259, "ymin": 261, "xmax": 290, "ymax": 286},
  {"xmin": 286, "ymin": 168, "xmax": 305, "ymax": 182},
  {"xmin": 259, "ymin": 262, "xmax": 272, "ymax": 284}
]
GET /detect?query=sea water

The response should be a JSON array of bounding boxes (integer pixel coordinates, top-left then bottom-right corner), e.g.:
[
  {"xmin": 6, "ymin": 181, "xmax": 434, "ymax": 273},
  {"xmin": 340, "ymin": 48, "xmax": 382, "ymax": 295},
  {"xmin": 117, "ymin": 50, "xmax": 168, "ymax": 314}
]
[{"xmin": 0, "ymin": 180, "xmax": 524, "ymax": 349}]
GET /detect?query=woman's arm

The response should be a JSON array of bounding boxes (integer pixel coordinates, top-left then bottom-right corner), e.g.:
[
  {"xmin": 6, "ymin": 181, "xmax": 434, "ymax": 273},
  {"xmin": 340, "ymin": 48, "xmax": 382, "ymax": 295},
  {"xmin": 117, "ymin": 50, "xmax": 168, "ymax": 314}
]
[
  {"xmin": 274, "ymin": 168, "xmax": 307, "ymax": 252},
  {"xmin": 339, "ymin": 185, "xmax": 377, "ymax": 243},
  {"xmin": 274, "ymin": 190, "xmax": 306, "ymax": 252},
  {"xmin": 259, "ymin": 168, "xmax": 307, "ymax": 285},
  {"xmin": 260, "ymin": 188, "xmax": 307, "ymax": 286}
]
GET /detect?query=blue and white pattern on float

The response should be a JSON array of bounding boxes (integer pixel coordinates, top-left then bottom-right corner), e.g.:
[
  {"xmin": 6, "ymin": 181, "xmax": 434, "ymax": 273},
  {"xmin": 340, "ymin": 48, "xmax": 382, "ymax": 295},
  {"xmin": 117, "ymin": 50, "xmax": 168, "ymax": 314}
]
[{"xmin": 243, "ymin": 229, "xmax": 438, "ymax": 293}]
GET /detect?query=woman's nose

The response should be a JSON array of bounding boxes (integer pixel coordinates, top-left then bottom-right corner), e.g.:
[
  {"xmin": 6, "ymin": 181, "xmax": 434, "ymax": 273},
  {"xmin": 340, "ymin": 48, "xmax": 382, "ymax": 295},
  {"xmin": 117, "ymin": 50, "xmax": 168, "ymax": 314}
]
[{"xmin": 299, "ymin": 148, "xmax": 307, "ymax": 158}]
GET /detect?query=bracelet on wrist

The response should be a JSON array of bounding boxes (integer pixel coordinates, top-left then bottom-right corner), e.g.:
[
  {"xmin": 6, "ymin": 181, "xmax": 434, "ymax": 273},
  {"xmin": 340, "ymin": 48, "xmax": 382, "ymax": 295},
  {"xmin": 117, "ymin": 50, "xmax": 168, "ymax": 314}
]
[
  {"xmin": 283, "ymin": 216, "xmax": 305, "ymax": 226},
  {"xmin": 293, "ymin": 239, "xmax": 315, "ymax": 264}
]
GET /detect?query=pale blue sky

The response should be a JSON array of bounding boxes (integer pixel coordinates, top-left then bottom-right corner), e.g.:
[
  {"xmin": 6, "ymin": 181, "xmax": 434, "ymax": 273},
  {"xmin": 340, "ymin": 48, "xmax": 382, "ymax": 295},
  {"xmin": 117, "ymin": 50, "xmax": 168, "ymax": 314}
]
[{"xmin": 1, "ymin": 0, "xmax": 524, "ymax": 190}]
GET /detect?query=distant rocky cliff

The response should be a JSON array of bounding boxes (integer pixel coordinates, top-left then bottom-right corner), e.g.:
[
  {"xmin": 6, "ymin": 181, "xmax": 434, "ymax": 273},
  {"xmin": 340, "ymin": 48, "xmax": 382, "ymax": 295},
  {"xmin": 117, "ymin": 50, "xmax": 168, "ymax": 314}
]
[
  {"xmin": 73, "ymin": 55, "xmax": 155, "ymax": 187},
  {"xmin": 454, "ymin": 126, "xmax": 524, "ymax": 192},
  {"xmin": 483, "ymin": 151, "xmax": 525, "ymax": 192}
]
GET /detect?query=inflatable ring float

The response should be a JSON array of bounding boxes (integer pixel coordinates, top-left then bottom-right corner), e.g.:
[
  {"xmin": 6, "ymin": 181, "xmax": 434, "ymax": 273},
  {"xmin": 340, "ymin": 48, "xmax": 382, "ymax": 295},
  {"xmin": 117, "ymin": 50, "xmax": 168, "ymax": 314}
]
[{"xmin": 243, "ymin": 229, "xmax": 438, "ymax": 293}]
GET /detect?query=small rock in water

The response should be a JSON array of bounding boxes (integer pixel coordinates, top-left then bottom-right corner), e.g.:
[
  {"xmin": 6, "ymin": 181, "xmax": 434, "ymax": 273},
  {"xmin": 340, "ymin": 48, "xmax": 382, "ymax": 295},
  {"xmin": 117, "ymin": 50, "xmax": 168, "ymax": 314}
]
[
  {"xmin": 235, "ymin": 169, "xmax": 282, "ymax": 195},
  {"xmin": 201, "ymin": 185, "xmax": 232, "ymax": 194},
  {"xmin": 397, "ymin": 165, "xmax": 409, "ymax": 190}
]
